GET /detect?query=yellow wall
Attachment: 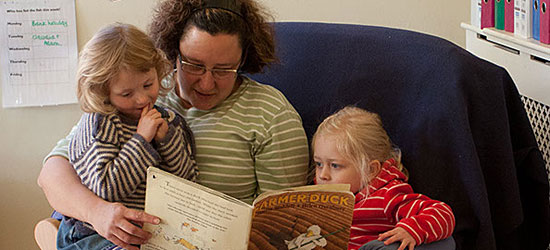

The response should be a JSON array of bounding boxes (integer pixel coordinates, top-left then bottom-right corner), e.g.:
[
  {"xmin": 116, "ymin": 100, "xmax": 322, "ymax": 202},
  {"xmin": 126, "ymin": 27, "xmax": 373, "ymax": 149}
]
[{"xmin": 0, "ymin": 1, "xmax": 468, "ymax": 249}]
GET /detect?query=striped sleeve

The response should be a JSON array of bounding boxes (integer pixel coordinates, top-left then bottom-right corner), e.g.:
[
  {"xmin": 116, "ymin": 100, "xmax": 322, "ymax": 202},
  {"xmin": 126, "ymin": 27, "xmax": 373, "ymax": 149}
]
[
  {"xmin": 154, "ymin": 108, "xmax": 198, "ymax": 181},
  {"xmin": 254, "ymin": 104, "xmax": 310, "ymax": 193},
  {"xmin": 384, "ymin": 182, "xmax": 456, "ymax": 244},
  {"xmin": 69, "ymin": 113, "xmax": 161, "ymax": 202}
]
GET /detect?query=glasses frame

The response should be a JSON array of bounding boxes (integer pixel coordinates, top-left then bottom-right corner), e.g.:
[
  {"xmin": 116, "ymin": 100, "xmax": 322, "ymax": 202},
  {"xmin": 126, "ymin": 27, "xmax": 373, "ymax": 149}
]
[{"xmin": 177, "ymin": 51, "xmax": 241, "ymax": 80}]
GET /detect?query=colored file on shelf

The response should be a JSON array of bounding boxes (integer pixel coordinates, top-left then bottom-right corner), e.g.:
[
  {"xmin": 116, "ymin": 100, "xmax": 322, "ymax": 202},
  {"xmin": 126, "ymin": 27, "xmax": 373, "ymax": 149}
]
[
  {"xmin": 541, "ymin": 0, "xmax": 550, "ymax": 43},
  {"xmin": 514, "ymin": 0, "xmax": 532, "ymax": 38},
  {"xmin": 496, "ymin": 0, "xmax": 506, "ymax": 29},
  {"xmin": 482, "ymin": 0, "xmax": 496, "ymax": 28},
  {"xmin": 472, "ymin": 0, "xmax": 482, "ymax": 28},
  {"xmin": 505, "ymin": 0, "xmax": 515, "ymax": 32},
  {"xmin": 534, "ymin": 0, "xmax": 541, "ymax": 40}
]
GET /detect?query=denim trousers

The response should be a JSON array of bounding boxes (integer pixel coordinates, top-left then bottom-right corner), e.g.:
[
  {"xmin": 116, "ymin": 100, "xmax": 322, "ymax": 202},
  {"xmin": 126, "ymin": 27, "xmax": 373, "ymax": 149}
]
[
  {"xmin": 56, "ymin": 218, "xmax": 117, "ymax": 250},
  {"xmin": 359, "ymin": 237, "xmax": 456, "ymax": 250}
]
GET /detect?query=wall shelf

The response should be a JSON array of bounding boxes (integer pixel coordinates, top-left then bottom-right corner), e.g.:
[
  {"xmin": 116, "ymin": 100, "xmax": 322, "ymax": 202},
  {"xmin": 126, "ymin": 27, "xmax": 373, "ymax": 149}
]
[{"xmin": 461, "ymin": 22, "xmax": 550, "ymax": 105}]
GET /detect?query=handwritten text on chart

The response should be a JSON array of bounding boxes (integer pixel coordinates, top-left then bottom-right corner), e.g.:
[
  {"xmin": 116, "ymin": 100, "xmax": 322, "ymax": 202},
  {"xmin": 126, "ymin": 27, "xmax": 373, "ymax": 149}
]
[
  {"xmin": 5, "ymin": 7, "xmax": 67, "ymax": 47},
  {"xmin": 1, "ymin": 0, "xmax": 78, "ymax": 107}
]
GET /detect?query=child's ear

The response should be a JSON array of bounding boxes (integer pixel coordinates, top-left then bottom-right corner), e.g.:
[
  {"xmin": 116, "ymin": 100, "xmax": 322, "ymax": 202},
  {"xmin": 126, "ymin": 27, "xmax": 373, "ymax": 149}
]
[{"xmin": 369, "ymin": 160, "xmax": 381, "ymax": 172}]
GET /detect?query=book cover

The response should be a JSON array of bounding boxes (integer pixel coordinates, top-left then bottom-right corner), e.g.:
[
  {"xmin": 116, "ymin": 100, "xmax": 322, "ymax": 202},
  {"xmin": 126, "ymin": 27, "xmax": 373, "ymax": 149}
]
[
  {"xmin": 249, "ymin": 186, "xmax": 354, "ymax": 250},
  {"xmin": 472, "ymin": 0, "xmax": 482, "ymax": 28},
  {"xmin": 514, "ymin": 0, "xmax": 533, "ymax": 38},
  {"xmin": 482, "ymin": 0, "xmax": 496, "ymax": 28},
  {"xmin": 541, "ymin": 0, "xmax": 550, "ymax": 43},
  {"xmin": 534, "ymin": 0, "xmax": 541, "ymax": 40},
  {"xmin": 496, "ymin": 0, "xmax": 506, "ymax": 29},
  {"xmin": 141, "ymin": 167, "xmax": 355, "ymax": 250},
  {"xmin": 505, "ymin": 0, "xmax": 515, "ymax": 32}
]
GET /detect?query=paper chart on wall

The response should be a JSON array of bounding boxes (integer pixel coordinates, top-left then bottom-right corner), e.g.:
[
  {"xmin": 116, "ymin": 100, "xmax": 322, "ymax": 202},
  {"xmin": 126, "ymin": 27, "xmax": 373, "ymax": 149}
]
[{"xmin": 0, "ymin": 0, "xmax": 77, "ymax": 108}]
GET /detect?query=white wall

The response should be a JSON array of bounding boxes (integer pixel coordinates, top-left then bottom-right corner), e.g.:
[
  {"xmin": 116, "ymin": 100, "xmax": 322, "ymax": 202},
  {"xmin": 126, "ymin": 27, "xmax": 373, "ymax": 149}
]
[
  {"xmin": 0, "ymin": 1, "xmax": 469, "ymax": 249},
  {"xmin": 259, "ymin": 0, "xmax": 469, "ymax": 49}
]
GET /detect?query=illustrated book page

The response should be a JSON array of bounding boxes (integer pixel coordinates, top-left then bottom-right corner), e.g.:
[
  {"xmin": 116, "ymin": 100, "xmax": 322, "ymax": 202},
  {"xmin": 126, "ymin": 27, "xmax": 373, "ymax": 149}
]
[
  {"xmin": 141, "ymin": 167, "xmax": 253, "ymax": 250},
  {"xmin": 142, "ymin": 167, "xmax": 355, "ymax": 250}
]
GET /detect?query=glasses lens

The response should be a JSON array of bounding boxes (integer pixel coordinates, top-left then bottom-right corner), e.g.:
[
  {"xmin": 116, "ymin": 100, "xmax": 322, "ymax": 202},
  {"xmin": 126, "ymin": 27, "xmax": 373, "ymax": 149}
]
[
  {"xmin": 179, "ymin": 53, "xmax": 238, "ymax": 79},
  {"xmin": 181, "ymin": 63, "xmax": 205, "ymax": 75},
  {"xmin": 212, "ymin": 70, "xmax": 237, "ymax": 79}
]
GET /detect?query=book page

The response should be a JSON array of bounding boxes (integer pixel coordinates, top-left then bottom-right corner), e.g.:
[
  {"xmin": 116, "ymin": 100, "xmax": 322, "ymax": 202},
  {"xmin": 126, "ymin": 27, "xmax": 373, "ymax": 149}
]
[
  {"xmin": 142, "ymin": 167, "xmax": 253, "ymax": 250},
  {"xmin": 249, "ymin": 184, "xmax": 355, "ymax": 250}
]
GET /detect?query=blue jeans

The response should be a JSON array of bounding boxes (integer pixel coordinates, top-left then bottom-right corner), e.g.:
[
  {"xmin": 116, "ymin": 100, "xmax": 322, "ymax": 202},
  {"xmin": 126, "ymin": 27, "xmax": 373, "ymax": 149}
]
[
  {"xmin": 359, "ymin": 237, "xmax": 456, "ymax": 250},
  {"xmin": 57, "ymin": 218, "xmax": 118, "ymax": 250}
]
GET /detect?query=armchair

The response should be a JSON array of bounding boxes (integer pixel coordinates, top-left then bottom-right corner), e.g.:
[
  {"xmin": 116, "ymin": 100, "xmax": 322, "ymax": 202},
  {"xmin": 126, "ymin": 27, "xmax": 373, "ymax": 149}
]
[
  {"xmin": 35, "ymin": 22, "xmax": 550, "ymax": 250},
  {"xmin": 248, "ymin": 22, "xmax": 550, "ymax": 250}
]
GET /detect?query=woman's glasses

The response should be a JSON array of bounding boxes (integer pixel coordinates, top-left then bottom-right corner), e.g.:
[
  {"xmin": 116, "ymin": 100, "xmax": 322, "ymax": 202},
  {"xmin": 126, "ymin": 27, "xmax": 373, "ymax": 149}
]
[{"xmin": 178, "ymin": 52, "xmax": 240, "ymax": 80}]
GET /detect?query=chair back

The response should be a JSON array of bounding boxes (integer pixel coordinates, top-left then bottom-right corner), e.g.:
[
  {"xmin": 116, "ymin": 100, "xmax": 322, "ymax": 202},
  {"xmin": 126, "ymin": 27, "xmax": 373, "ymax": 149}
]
[{"xmin": 249, "ymin": 22, "xmax": 549, "ymax": 250}]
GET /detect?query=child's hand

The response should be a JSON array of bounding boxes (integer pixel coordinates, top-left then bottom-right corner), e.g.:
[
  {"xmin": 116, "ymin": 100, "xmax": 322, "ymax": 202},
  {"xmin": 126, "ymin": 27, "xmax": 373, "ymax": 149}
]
[
  {"xmin": 154, "ymin": 118, "xmax": 168, "ymax": 142},
  {"xmin": 378, "ymin": 227, "xmax": 416, "ymax": 250},
  {"xmin": 137, "ymin": 106, "xmax": 164, "ymax": 142}
]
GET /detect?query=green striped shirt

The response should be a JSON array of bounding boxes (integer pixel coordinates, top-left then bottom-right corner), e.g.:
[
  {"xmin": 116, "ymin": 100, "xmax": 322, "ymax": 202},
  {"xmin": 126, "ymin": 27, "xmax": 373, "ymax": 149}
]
[{"xmin": 47, "ymin": 76, "xmax": 309, "ymax": 204}]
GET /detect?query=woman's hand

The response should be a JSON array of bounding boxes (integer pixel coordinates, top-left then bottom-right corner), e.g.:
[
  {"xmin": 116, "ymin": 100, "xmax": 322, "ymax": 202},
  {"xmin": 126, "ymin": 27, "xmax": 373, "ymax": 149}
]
[
  {"xmin": 39, "ymin": 157, "xmax": 160, "ymax": 250},
  {"xmin": 137, "ymin": 106, "xmax": 165, "ymax": 142},
  {"xmin": 378, "ymin": 227, "xmax": 417, "ymax": 250},
  {"xmin": 88, "ymin": 202, "xmax": 160, "ymax": 250}
]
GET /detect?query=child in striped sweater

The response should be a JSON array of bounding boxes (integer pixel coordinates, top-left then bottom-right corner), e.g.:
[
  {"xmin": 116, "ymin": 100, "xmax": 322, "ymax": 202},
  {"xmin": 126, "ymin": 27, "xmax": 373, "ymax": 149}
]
[
  {"xmin": 57, "ymin": 23, "xmax": 197, "ymax": 250},
  {"xmin": 312, "ymin": 106, "xmax": 455, "ymax": 250}
]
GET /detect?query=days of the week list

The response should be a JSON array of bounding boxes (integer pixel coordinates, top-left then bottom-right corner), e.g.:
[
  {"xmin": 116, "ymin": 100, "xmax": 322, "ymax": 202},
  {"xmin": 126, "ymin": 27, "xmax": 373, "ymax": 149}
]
[{"xmin": 6, "ymin": 7, "xmax": 70, "ymax": 85}]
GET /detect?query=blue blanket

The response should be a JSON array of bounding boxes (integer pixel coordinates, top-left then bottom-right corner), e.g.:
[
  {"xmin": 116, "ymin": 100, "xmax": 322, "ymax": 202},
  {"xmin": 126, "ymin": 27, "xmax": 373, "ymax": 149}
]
[{"xmin": 249, "ymin": 22, "xmax": 550, "ymax": 250}]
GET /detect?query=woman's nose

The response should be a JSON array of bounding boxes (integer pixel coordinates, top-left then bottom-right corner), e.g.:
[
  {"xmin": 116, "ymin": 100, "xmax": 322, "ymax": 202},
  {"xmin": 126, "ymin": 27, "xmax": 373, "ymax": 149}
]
[{"xmin": 196, "ymin": 71, "xmax": 216, "ymax": 92}]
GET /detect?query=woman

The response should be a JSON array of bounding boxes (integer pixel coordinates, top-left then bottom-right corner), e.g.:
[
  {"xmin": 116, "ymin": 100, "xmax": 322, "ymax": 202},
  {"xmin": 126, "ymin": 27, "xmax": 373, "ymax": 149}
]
[{"xmin": 38, "ymin": 0, "xmax": 309, "ymax": 249}]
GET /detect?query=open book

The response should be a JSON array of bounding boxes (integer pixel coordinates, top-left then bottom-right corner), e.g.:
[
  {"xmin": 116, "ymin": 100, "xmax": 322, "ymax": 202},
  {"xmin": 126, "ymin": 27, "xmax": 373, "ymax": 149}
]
[{"xmin": 141, "ymin": 167, "xmax": 355, "ymax": 250}]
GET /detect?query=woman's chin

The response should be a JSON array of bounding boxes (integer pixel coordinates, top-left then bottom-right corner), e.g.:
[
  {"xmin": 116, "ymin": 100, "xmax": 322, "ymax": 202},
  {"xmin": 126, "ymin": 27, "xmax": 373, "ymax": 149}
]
[{"xmin": 190, "ymin": 96, "xmax": 218, "ymax": 110}]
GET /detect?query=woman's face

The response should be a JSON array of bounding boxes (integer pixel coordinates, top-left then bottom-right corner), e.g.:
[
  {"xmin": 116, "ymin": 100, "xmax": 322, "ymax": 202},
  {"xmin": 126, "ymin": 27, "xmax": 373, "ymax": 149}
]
[{"xmin": 176, "ymin": 26, "xmax": 243, "ymax": 110}]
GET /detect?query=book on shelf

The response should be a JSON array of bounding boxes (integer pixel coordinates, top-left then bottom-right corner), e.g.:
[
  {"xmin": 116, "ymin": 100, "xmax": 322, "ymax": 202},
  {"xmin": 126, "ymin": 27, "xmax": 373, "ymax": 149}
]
[
  {"xmin": 514, "ymin": 0, "xmax": 533, "ymax": 38},
  {"xmin": 471, "ymin": 0, "xmax": 482, "ymax": 28},
  {"xmin": 482, "ymin": 0, "xmax": 495, "ymax": 28},
  {"xmin": 141, "ymin": 167, "xmax": 355, "ymax": 250},
  {"xmin": 542, "ymin": 0, "xmax": 550, "ymax": 44},
  {"xmin": 496, "ymin": 0, "xmax": 506, "ymax": 30},
  {"xmin": 534, "ymin": 0, "xmax": 541, "ymax": 40},
  {"xmin": 505, "ymin": 0, "xmax": 515, "ymax": 32}
]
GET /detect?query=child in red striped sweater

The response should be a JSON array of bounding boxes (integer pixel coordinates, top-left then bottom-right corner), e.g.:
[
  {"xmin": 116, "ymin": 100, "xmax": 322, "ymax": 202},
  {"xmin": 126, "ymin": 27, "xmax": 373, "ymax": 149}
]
[{"xmin": 312, "ymin": 106, "xmax": 456, "ymax": 250}]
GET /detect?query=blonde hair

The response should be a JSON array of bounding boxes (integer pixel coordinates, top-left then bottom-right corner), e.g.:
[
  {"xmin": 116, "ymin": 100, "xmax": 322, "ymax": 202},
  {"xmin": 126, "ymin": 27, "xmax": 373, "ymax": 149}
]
[
  {"xmin": 312, "ymin": 106, "xmax": 404, "ymax": 189},
  {"xmin": 77, "ymin": 23, "xmax": 173, "ymax": 114}
]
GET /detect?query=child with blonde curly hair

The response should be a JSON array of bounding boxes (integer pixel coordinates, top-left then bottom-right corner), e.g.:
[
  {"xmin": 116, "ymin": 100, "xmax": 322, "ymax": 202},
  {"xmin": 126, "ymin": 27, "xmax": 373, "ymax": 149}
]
[
  {"xmin": 313, "ymin": 106, "xmax": 456, "ymax": 250},
  {"xmin": 57, "ymin": 23, "xmax": 197, "ymax": 250}
]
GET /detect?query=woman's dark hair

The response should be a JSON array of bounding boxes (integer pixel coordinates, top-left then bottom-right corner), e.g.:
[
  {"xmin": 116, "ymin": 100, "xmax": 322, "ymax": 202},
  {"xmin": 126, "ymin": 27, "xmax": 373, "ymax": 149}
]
[{"xmin": 148, "ymin": 0, "xmax": 276, "ymax": 74}]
